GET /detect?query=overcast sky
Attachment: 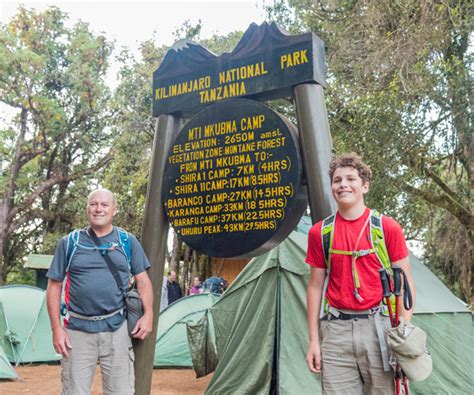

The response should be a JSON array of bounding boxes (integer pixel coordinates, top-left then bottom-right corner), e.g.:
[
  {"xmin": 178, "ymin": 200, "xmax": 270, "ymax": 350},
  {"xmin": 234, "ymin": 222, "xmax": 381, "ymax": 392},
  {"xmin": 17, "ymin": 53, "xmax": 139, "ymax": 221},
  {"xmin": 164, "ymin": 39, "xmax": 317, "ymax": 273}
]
[{"xmin": 1, "ymin": 1, "xmax": 267, "ymax": 54}]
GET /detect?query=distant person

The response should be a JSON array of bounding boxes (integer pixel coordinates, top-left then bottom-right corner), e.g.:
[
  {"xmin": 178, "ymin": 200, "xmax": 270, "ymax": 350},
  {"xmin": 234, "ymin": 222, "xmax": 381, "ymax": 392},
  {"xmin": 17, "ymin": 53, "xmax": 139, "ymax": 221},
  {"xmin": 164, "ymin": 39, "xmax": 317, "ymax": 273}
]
[
  {"xmin": 167, "ymin": 270, "xmax": 183, "ymax": 304},
  {"xmin": 46, "ymin": 189, "xmax": 153, "ymax": 394},
  {"xmin": 189, "ymin": 275, "xmax": 203, "ymax": 295}
]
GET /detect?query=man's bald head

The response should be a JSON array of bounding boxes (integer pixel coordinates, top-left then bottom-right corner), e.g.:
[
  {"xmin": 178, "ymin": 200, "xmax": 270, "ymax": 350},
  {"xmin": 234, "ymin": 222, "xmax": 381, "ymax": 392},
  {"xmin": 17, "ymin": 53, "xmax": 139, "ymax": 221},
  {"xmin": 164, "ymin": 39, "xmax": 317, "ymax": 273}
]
[
  {"xmin": 86, "ymin": 189, "xmax": 117, "ymax": 235},
  {"xmin": 87, "ymin": 189, "xmax": 117, "ymax": 205}
]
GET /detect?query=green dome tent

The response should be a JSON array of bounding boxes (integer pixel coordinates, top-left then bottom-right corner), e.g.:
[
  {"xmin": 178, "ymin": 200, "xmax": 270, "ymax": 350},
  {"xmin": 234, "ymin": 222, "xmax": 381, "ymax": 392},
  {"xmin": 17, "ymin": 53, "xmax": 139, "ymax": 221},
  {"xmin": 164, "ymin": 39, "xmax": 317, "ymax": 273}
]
[
  {"xmin": 0, "ymin": 285, "xmax": 61, "ymax": 365},
  {"xmin": 154, "ymin": 292, "xmax": 219, "ymax": 368},
  {"xmin": 0, "ymin": 310, "xmax": 18, "ymax": 380},
  {"xmin": 194, "ymin": 231, "xmax": 472, "ymax": 395}
]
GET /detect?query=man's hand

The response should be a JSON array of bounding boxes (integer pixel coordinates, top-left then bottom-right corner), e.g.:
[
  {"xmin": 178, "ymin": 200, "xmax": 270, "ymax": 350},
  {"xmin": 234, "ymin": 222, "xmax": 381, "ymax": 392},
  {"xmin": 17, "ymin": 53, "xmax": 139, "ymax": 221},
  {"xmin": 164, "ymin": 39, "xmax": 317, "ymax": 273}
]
[
  {"xmin": 53, "ymin": 327, "xmax": 72, "ymax": 357},
  {"xmin": 131, "ymin": 312, "xmax": 153, "ymax": 340},
  {"xmin": 133, "ymin": 271, "xmax": 154, "ymax": 340},
  {"xmin": 306, "ymin": 341, "xmax": 322, "ymax": 373}
]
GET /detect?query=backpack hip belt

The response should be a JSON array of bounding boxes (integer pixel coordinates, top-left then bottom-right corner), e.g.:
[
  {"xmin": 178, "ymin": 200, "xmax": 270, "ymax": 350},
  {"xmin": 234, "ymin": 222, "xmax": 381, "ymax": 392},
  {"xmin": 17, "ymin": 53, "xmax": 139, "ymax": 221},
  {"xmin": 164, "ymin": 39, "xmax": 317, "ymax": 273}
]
[{"xmin": 68, "ymin": 308, "xmax": 124, "ymax": 321}]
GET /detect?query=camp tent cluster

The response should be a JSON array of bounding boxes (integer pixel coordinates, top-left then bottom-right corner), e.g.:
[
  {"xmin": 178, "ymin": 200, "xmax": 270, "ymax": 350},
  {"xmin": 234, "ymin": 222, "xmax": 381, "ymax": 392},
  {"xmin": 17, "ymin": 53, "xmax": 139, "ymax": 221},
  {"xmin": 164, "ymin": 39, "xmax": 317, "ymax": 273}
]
[
  {"xmin": 1, "ymin": 229, "xmax": 472, "ymax": 395},
  {"xmin": 187, "ymin": 231, "xmax": 472, "ymax": 395}
]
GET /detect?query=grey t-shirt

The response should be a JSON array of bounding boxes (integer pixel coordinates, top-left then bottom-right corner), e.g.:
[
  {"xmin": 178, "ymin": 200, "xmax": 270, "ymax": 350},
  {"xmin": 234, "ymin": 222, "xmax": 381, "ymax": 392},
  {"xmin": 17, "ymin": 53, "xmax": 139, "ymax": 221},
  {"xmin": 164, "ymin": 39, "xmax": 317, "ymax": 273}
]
[{"xmin": 47, "ymin": 227, "xmax": 150, "ymax": 333}]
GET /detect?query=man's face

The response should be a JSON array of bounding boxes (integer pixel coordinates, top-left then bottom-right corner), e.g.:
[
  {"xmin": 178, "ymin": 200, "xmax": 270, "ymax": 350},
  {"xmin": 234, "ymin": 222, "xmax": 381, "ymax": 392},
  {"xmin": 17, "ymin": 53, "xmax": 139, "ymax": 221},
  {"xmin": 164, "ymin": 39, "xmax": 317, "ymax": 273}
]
[
  {"xmin": 169, "ymin": 271, "xmax": 177, "ymax": 282},
  {"xmin": 86, "ymin": 190, "xmax": 117, "ymax": 230},
  {"xmin": 331, "ymin": 166, "xmax": 369, "ymax": 208}
]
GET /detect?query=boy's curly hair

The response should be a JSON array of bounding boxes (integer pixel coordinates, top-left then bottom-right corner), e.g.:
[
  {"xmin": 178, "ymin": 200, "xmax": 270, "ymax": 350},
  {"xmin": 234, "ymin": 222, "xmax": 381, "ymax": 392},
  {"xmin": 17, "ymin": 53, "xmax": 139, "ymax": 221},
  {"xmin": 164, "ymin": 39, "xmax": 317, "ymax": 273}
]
[{"xmin": 329, "ymin": 152, "xmax": 372, "ymax": 183}]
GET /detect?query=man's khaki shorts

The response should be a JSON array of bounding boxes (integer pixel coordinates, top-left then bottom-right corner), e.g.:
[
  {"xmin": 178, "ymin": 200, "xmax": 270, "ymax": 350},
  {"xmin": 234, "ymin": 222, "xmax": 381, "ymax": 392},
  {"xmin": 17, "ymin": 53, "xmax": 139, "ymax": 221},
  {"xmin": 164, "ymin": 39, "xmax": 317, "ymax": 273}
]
[
  {"xmin": 320, "ymin": 314, "xmax": 394, "ymax": 395},
  {"xmin": 61, "ymin": 321, "xmax": 134, "ymax": 395}
]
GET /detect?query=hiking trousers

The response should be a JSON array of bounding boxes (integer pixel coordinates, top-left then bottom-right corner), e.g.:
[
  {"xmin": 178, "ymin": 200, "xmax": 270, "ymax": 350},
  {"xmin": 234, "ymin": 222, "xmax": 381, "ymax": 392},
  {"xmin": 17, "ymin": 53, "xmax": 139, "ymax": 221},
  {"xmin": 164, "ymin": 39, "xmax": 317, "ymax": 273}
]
[
  {"xmin": 320, "ymin": 314, "xmax": 395, "ymax": 395},
  {"xmin": 61, "ymin": 321, "xmax": 134, "ymax": 395}
]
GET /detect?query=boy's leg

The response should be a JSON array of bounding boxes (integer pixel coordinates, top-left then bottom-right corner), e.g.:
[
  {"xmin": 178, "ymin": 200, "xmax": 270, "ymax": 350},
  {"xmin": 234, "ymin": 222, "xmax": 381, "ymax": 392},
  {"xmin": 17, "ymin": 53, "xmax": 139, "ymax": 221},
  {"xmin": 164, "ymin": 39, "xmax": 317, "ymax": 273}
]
[
  {"xmin": 61, "ymin": 329, "xmax": 99, "ymax": 395},
  {"xmin": 99, "ymin": 321, "xmax": 134, "ymax": 395},
  {"xmin": 355, "ymin": 315, "xmax": 395, "ymax": 395},
  {"xmin": 320, "ymin": 319, "xmax": 364, "ymax": 395}
]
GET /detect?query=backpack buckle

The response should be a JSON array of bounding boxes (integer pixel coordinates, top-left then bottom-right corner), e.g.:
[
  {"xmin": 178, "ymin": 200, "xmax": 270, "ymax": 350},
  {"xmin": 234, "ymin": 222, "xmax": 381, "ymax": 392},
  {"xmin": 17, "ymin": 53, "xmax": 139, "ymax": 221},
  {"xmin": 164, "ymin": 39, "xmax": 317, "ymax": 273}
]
[{"xmin": 354, "ymin": 249, "xmax": 371, "ymax": 257}]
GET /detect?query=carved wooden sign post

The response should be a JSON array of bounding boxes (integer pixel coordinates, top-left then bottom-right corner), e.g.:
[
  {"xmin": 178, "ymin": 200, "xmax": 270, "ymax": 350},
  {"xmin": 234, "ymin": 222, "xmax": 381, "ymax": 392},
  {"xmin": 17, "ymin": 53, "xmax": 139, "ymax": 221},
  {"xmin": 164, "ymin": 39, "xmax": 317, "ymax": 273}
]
[{"xmin": 135, "ymin": 22, "xmax": 335, "ymax": 394}]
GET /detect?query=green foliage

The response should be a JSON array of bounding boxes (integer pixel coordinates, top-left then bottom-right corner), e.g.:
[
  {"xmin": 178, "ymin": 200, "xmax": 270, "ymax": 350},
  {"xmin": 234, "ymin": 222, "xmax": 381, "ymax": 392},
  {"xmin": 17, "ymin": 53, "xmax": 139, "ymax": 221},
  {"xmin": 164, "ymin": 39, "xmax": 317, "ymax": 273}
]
[
  {"xmin": 173, "ymin": 19, "xmax": 202, "ymax": 41},
  {"xmin": 266, "ymin": 0, "xmax": 473, "ymax": 304},
  {"xmin": 6, "ymin": 267, "xmax": 35, "ymax": 286},
  {"xmin": 0, "ymin": 5, "xmax": 114, "ymax": 284}
]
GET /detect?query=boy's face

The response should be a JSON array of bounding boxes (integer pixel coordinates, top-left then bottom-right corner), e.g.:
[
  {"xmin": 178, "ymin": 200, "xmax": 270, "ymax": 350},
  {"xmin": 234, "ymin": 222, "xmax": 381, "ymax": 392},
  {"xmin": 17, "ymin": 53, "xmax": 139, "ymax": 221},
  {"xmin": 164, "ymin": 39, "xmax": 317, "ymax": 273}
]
[{"xmin": 331, "ymin": 166, "xmax": 369, "ymax": 208}]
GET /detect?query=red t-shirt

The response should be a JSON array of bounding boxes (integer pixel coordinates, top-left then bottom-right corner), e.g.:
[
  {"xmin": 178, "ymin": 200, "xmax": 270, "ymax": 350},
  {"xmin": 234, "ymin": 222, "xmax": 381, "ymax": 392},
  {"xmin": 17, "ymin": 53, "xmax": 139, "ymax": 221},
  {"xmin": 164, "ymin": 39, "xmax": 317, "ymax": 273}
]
[{"xmin": 306, "ymin": 208, "xmax": 409, "ymax": 310}]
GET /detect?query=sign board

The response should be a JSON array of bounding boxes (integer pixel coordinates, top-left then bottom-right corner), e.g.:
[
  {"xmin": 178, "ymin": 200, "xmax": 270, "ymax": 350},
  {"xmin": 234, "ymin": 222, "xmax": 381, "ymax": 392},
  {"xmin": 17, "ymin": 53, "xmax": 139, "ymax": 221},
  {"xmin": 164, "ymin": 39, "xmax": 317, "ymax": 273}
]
[
  {"xmin": 162, "ymin": 98, "xmax": 307, "ymax": 257},
  {"xmin": 153, "ymin": 22, "xmax": 326, "ymax": 117}
]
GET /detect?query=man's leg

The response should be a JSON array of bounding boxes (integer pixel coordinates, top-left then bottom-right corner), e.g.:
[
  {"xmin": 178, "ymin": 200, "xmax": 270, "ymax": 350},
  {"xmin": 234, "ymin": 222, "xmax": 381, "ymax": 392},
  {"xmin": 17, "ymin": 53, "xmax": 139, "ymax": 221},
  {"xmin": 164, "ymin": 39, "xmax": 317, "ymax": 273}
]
[
  {"xmin": 61, "ymin": 329, "xmax": 99, "ymax": 395},
  {"xmin": 99, "ymin": 321, "xmax": 134, "ymax": 395},
  {"xmin": 320, "ymin": 319, "xmax": 364, "ymax": 395},
  {"xmin": 354, "ymin": 315, "xmax": 395, "ymax": 395}
]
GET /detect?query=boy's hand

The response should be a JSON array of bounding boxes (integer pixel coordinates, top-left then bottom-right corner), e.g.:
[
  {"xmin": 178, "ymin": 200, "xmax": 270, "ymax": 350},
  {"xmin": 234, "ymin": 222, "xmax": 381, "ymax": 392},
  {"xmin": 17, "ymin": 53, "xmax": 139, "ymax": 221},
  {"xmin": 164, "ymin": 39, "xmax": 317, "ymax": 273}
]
[{"xmin": 306, "ymin": 342, "xmax": 322, "ymax": 373}]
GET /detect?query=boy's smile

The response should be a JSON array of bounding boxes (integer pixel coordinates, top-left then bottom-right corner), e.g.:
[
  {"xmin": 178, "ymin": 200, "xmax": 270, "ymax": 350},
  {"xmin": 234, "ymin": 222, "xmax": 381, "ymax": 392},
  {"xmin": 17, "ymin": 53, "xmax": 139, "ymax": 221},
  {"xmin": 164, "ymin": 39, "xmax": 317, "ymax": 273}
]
[{"xmin": 331, "ymin": 167, "xmax": 369, "ymax": 208}]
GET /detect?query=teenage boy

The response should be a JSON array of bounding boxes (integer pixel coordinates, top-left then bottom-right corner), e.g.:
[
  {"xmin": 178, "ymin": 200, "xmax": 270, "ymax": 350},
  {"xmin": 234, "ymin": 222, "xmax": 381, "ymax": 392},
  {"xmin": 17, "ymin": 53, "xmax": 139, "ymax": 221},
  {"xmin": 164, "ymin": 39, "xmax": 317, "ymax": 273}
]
[{"xmin": 306, "ymin": 153, "xmax": 416, "ymax": 394}]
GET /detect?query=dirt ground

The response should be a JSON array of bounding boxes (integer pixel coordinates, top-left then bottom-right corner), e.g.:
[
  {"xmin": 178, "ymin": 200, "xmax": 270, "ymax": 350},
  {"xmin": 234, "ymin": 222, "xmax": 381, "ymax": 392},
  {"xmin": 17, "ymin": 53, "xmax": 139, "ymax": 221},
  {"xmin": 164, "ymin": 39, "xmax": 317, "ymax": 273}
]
[{"xmin": 0, "ymin": 364, "xmax": 212, "ymax": 394}]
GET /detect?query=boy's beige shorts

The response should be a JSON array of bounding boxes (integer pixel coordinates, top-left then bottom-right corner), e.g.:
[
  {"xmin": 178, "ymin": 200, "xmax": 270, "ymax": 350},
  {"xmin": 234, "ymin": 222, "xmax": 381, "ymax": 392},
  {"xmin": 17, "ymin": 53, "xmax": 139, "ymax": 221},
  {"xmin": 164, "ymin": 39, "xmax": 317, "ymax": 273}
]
[{"xmin": 320, "ymin": 314, "xmax": 395, "ymax": 395}]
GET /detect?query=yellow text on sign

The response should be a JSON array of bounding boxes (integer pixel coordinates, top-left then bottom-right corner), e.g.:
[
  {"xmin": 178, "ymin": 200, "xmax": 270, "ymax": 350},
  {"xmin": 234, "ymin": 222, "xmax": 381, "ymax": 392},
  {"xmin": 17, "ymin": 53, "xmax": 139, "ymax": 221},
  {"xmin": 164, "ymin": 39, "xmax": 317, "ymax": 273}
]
[{"xmin": 280, "ymin": 49, "xmax": 309, "ymax": 69}]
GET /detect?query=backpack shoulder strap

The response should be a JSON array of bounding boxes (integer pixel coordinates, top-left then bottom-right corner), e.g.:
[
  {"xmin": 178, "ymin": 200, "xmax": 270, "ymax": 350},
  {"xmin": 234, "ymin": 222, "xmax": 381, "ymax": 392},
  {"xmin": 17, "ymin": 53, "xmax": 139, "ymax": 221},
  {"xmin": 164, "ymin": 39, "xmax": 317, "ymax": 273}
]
[
  {"xmin": 321, "ymin": 214, "xmax": 336, "ymax": 270},
  {"xmin": 62, "ymin": 229, "xmax": 82, "ymax": 320},
  {"xmin": 65, "ymin": 229, "xmax": 81, "ymax": 272},
  {"xmin": 369, "ymin": 210, "xmax": 391, "ymax": 272},
  {"xmin": 116, "ymin": 227, "xmax": 132, "ymax": 266}
]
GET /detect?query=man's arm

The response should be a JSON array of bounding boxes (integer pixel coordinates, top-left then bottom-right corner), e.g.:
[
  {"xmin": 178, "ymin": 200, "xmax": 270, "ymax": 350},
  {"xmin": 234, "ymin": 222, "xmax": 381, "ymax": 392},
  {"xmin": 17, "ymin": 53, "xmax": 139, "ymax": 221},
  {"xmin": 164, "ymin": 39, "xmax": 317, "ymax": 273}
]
[
  {"xmin": 306, "ymin": 266, "xmax": 326, "ymax": 373},
  {"xmin": 132, "ymin": 270, "xmax": 154, "ymax": 340},
  {"xmin": 392, "ymin": 256, "xmax": 416, "ymax": 321},
  {"xmin": 46, "ymin": 279, "xmax": 72, "ymax": 357}
]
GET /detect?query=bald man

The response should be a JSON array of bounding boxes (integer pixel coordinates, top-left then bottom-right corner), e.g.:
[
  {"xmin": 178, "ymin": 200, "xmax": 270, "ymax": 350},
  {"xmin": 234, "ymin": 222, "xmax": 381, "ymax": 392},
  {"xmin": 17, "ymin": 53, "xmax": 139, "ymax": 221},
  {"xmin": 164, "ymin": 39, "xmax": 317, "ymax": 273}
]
[{"xmin": 46, "ymin": 189, "xmax": 153, "ymax": 395}]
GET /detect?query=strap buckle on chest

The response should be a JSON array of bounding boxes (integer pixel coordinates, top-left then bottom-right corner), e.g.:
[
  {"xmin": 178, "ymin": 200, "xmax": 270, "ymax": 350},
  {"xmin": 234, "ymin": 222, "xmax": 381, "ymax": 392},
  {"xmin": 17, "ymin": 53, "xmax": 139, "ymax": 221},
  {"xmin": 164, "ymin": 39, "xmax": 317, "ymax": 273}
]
[{"xmin": 353, "ymin": 249, "xmax": 372, "ymax": 258}]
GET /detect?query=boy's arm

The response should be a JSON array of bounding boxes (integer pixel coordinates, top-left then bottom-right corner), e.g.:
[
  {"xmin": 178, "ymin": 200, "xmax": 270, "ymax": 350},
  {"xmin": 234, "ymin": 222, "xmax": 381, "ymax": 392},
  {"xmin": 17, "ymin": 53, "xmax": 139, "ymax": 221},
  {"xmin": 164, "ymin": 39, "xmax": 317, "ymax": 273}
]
[
  {"xmin": 306, "ymin": 266, "xmax": 326, "ymax": 373},
  {"xmin": 392, "ymin": 256, "xmax": 416, "ymax": 321}
]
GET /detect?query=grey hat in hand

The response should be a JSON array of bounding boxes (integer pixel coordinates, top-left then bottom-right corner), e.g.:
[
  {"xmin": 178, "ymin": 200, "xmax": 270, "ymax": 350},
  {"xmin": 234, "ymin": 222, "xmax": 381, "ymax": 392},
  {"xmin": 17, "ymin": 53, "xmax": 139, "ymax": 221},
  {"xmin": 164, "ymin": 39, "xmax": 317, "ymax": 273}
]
[{"xmin": 387, "ymin": 317, "xmax": 432, "ymax": 382}]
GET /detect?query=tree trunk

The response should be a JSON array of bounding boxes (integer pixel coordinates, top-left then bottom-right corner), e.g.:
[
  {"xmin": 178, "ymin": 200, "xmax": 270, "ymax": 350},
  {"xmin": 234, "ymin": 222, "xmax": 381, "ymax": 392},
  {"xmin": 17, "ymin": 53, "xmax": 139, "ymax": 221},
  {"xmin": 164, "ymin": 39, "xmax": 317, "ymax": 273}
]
[
  {"xmin": 182, "ymin": 245, "xmax": 192, "ymax": 294},
  {"xmin": 169, "ymin": 233, "xmax": 181, "ymax": 274},
  {"xmin": 0, "ymin": 201, "xmax": 7, "ymax": 286}
]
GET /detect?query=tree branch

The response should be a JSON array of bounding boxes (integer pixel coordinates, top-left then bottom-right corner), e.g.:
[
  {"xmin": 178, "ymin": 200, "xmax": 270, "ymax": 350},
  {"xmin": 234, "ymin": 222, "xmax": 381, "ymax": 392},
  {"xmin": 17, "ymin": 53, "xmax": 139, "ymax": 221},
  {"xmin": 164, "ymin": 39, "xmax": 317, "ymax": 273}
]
[
  {"xmin": 402, "ymin": 154, "xmax": 467, "ymax": 213},
  {"xmin": 7, "ymin": 208, "xmax": 73, "ymax": 237},
  {"xmin": 395, "ymin": 178, "xmax": 471, "ymax": 228},
  {"xmin": 8, "ymin": 153, "xmax": 113, "ymax": 222}
]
